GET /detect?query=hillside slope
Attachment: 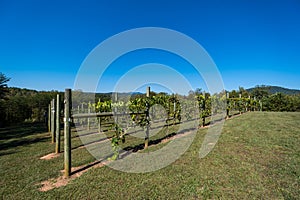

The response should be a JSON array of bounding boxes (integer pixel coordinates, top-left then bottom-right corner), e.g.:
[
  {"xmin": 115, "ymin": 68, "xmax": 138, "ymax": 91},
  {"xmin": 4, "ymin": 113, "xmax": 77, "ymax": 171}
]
[{"xmin": 246, "ymin": 85, "xmax": 300, "ymax": 95}]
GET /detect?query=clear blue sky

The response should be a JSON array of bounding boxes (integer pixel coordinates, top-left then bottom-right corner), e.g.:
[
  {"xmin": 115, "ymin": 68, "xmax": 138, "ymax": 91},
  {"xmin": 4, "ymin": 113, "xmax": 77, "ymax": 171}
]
[{"xmin": 0, "ymin": 0, "xmax": 299, "ymax": 93}]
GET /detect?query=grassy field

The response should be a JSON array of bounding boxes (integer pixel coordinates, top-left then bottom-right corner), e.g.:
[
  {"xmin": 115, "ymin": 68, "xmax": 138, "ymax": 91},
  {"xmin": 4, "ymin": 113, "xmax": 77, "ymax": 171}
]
[{"xmin": 0, "ymin": 112, "xmax": 299, "ymax": 199}]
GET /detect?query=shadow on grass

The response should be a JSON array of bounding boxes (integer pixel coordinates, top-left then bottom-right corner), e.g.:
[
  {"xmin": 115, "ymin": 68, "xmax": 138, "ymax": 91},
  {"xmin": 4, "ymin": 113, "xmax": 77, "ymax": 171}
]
[
  {"xmin": 0, "ymin": 137, "xmax": 49, "ymax": 152},
  {"xmin": 71, "ymin": 136, "xmax": 110, "ymax": 150},
  {"xmin": 0, "ymin": 122, "xmax": 49, "ymax": 153},
  {"xmin": 0, "ymin": 150, "xmax": 18, "ymax": 156},
  {"xmin": 70, "ymin": 126, "xmax": 197, "ymax": 175},
  {"xmin": 0, "ymin": 122, "xmax": 48, "ymax": 141},
  {"xmin": 123, "ymin": 126, "xmax": 196, "ymax": 153},
  {"xmin": 71, "ymin": 158, "xmax": 107, "ymax": 175}
]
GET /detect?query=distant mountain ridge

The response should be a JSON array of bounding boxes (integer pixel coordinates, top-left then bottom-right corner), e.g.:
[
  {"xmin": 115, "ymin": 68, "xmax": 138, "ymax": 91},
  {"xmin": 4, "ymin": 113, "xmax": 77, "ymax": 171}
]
[{"xmin": 246, "ymin": 85, "xmax": 300, "ymax": 95}]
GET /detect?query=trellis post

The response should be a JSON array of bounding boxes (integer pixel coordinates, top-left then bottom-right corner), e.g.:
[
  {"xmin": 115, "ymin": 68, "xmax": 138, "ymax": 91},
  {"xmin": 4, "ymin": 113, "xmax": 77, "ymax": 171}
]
[
  {"xmin": 239, "ymin": 94, "xmax": 242, "ymax": 114},
  {"xmin": 259, "ymin": 100, "xmax": 262, "ymax": 111},
  {"xmin": 48, "ymin": 103, "xmax": 51, "ymax": 133},
  {"xmin": 64, "ymin": 89, "xmax": 71, "ymax": 177},
  {"xmin": 87, "ymin": 101, "xmax": 90, "ymax": 131},
  {"xmin": 55, "ymin": 94, "xmax": 61, "ymax": 153},
  {"xmin": 226, "ymin": 92, "xmax": 230, "ymax": 119},
  {"xmin": 98, "ymin": 99, "xmax": 101, "ymax": 133},
  {"xmin": 145, "ymin": 86, "xmax": 150, "ymax": 149},
  {"xmin": 51, "ymin": 99, "xmax": 56, "ymax": 143},
  {"xmin": 173, "ymin": 95, "xmax": 176, "ymax": 125},
  {"xmin": 202, "ymin": 92, "xmax": 206, "ymax": 127}
]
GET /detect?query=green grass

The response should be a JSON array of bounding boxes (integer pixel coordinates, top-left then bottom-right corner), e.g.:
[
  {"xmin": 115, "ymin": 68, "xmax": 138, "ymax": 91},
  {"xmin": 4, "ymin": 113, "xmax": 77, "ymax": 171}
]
[{"xmin": 0, "ymin": 112, "xmax": 299, "ymax": 199}]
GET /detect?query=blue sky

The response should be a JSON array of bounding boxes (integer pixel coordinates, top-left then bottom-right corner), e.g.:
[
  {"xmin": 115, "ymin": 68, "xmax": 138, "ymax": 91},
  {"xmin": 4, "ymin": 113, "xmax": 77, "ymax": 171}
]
[{"xmin": 0, "ymin": 0, "xmax": 299, "ymax": 94}]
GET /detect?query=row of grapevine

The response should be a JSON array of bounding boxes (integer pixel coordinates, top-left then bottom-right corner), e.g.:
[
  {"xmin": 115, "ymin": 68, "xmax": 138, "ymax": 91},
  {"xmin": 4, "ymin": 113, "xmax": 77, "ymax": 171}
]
[
  {"xmin": 196, "ymin": 93, "xmax": 261, "ymax": 126},
  {"xmin": 48, "ymin": 88, "xmax": 263, "ymax": 177},
  {"xmin": 73, "ymin": 93, "xmax": 262, "ymax": 131},
  {"xmin": 73, "ymin": 94, "xmax": 183, "ymax": 130}
]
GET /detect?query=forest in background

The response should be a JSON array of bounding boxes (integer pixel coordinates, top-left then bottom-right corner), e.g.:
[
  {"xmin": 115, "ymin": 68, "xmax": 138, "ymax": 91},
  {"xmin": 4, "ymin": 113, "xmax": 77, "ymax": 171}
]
[{"xmin": 0, "ymin": 72, "xmax": 299, "ymax": 127}]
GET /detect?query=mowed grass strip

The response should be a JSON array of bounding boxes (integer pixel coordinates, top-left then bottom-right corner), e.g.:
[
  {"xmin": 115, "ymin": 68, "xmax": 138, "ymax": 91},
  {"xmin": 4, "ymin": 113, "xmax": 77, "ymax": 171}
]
[{"xmin": 0, "ymin": 112, "xmax": 299, "ymax": 199}]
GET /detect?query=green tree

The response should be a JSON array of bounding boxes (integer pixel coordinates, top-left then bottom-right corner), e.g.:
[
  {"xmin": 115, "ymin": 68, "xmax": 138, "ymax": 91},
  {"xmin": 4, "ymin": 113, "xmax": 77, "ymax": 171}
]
[
  {"xmin": 194, "ymin": 88, "xmax": 202, "ymax": 95},
  {"xmin": 230, "ymin": 90, "xmax": 239, "ymax": 98},
  {"xmin": 238, "ymin": 86, "xmax": 249, "ymax": 98},
  {"xmin": 0, "ymin": 73, "xmax": 10, "ymax": 126},
  {"xmin": 0, "ymin": 72, "xmax": 10, "ymax": 99},
  {"xmin": 250, "ymin": 85, "xmax": 270, "ymax": 100}
]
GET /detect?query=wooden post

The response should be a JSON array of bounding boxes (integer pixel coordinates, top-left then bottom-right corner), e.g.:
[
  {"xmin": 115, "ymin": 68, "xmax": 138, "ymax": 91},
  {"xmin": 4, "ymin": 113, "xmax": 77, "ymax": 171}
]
[
  {"xmin": 115, "ymin": 92, "xmax": 118, "ymax": 102},
  {"xmin": 173, "ymin": 96, "xmax": 176, "ymax": 125},
  {"xmin": 81, "ymin": 103, "xmax": 84, "ymax": 129},
  {"xmin": 259, "ymin": 100, "xmax": 262, "ymax": 111},
  {"xmin": 48, "ymin": 103, "xmax": 51, "ymax": 133},
  {"xmin": 114, "ymin": 92, "xmax": 118, "ymax": 114},
  {"xmin": 64, "ymin": 89, "xmax": 71, "ymax": 177},
  {"xmin": 168, "ymin": 98, "xmax": 171, "ymax": 117},
  {"xmin": 51, "ymin": 99, "xmax": 56, "ymax": 143},
  {"xmin": 239, "ymin": 94, "xmax": 242, "ymax": 114},
  {"xmin": 145, "ymin": 86, "xmax": 150, "ymax": 149},
  {"xmin": 55, "ymin": 94, "xmax": 61, "ymax": 153},
  {"xmin": 97, "ymin": 99, "xmax": 101, "ymax": 133},
  {"xmin": 226, "ymin": 93, "xmax": 229, "ymax": 119},
  {"xmin": 98, "ymin": 117, "xmax": 101, "ymax": 133},
  {"xmin": 202, "ymin": 93, "xmax": 206, "ymax": 127},
  {"xmin": 87, "ymin": 101, "xmax": 90, "ymax": 131}
]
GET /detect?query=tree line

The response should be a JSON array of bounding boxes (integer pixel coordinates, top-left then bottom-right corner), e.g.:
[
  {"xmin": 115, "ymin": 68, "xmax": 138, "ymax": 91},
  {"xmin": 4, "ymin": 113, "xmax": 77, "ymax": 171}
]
[
  {"xmin": 0, "ymin": 73, "xmax": 61, "ymax": 127},
  {"xmin": 0, "ymin": 72, "xmax": 299, "ymax": 127},
  {"xmin": 227, "ymin": 86, "xmax": 300, "ymax": 112}
]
